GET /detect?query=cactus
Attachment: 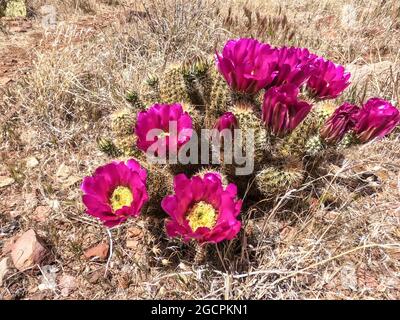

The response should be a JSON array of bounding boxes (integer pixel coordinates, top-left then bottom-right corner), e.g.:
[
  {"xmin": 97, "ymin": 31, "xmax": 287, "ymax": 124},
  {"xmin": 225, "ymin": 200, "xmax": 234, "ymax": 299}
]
[
  {"xmin": 109, "ymin": 56, "xmax": 360, "ymax": 212},
  {"xmin": 97, "ymin": 137, "xmax": 121, "ymax": 157},
  {"xmin": 337, "ymin": 132, "xmax": 356, "ymax": 149},
  {"xmin": 231, "ymin": 102, "xmax": 271, "ymax": 166},
  {"xmin": 313, "ymin": 100, "xmax": 337, "ymax": 128},
  {"xmin": 181, "ymin": 102, "xmax": 203, "ymax": 131},
  {"xmin": 255, "ymin": 161, "xmax": 304, "ymax": 197},
  {"xmin": 115, "ymin": 135, "xmax": 142, "ymax": 158},
  {"xmin": 305, "ymin": 135, "xmax": 325, "ymax": 156},
  {"xmin": 276, "ymin": 112, "xmax": 319, "ymax": 158},
  {"xmin": 142, "ymin": 162, "xmax": 174, "ymax": 210},
  {"xmin": 111, "ymin": 109, "xmax": 136, "ymax": 136},
  {"xmin": 208, "ymin": 68, "xmax": 232, "ymax": 115},
  {"xmin": 126, "ymin": 90, "xmax": 145, "ymax": 110},
  {"xmin": 141, "ymin": 75, "xmax": 161, "ymax": 107},
  {"xmin": 159, "ymin": 64, "xmax": 192, "ymax": 104}
]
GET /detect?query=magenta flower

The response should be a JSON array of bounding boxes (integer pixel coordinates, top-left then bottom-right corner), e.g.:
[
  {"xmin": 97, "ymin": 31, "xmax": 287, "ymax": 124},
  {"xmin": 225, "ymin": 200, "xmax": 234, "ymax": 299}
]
[
  {"xmin": 273, "ymin": 47, "xmax": 317, "ymax": 87},
  {"xmin": 81, "ymin": 159, "xmax": 149, "ymax": 228},
  {"xmin": 214, "ymin": 112, "xmax": 238, "ymax": 132},
  {"xmin": 216, "ymin": 38, "xmax": 277, "ymax": 94},
  {"xmin": 307, "ymin": 58, "xmax": 351, "ymax": 99},
  {"xmin": 262, "ymin": 84, "xmax": 312, "ymax": 137},
  {"xmin": 320, "ymin": 102, "xmax": 359, "ymax": 144},
  {"xmin": 162, "ymin": 173, "xmax": 242, "ymax": 244},
  {"xmin": 354, "ymin": 98, "xmax": 400, "ymax": 143},
  {"xmin": 135, "ymin": 103, "xmax": 193, "ymax": 157}
]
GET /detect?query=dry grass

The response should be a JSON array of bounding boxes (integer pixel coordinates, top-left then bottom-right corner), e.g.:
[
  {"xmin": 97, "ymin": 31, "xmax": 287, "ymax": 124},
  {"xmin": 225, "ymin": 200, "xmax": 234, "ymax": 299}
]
[{"xmin": 1, "ymin": 0, "xmax": 400, "ymax": 300}]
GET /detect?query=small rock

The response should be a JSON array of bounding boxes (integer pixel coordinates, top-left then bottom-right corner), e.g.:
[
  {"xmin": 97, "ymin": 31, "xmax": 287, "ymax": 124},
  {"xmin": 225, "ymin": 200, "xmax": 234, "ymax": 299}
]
[
  {"xmin": 84, "ymin": 243, "xmax": 109, "ymax": 260},
  {"xmin": 126, "ymin": 239, "xmax": 139, "ymax": 249},
  {"xmin": 26, "ymin": 157, "xmax": 39, "ymax": 168},
  {"xmin": 0, "ymin": 176, "xmax": 15, "ymax": 188},
  {"xmin": 33, "ymin": 206, "xmax": 51, "ymax": 223},
  {"xmin": 117, "ymin": 273, "xmax": 130, "ymax": 289},
  {"xmin": 2, "ymin": 236, "xmax": 18, "ymax": 255},
  {"xmin": 0, "ymin": 257, "xmax": 11, "ymax": 287},
  {"xmin": 59, "ymin": 274, "xmax": 76, "ymax": 291},
  {"xmin": 24, "ymin": 192, "xmax": 38, "ymax": 210},
  {"xmin": 11, "ymin": 229, "xmax": 48, "ymax": 271},
  {"xmin": 127, "ymin": 226, "xmax": 143, "ymax": 238}
]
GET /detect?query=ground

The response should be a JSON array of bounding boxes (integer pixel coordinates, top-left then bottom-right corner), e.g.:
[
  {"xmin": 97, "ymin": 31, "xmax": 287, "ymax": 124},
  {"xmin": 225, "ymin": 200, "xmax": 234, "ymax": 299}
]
[{"xmin": 0, "ymin": 0, "xmax": 400, "ymax": 300}]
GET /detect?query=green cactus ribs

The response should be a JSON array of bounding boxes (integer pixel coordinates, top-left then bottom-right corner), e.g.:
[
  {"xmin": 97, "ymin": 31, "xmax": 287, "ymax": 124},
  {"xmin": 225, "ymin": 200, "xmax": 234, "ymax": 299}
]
[
  {"xmin": 126, "ymin": 90, "xmax": 145, "ymax": 110},
  {"xmin": 111, "ymin": 109, "xmax": 136, "ymax": 136},
  {"xmin": 230, "ymin": 102, "xmax": 272, "ymax": 168},
  {"xmin": 97, "ymin": 137, "xmax": 121, "ymax": 157},
  {"xmin": 255, "ymin": 159, "xmax": 305, "ymax": 198},
  {"xmin": 159, "ymin": 64, "xmax": 193, "ymax": 105}
]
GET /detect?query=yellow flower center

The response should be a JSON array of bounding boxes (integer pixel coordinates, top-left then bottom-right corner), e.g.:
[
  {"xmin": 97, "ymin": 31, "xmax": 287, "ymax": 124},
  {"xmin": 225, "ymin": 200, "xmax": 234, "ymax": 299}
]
[
  {"xmin": 110, "ymin": 186, "xmax": 133, "ymax": 212},
  {"xmin": 187, "ymin": 201, "xmax": 217, "ymax": 231},
  {"xmin": 158, "ymin": 131, "xmax": 170, "ymax": 138}
]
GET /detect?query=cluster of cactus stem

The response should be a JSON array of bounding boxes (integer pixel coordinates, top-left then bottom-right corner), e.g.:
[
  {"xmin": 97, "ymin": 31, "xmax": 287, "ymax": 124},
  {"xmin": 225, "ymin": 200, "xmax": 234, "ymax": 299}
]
[{"xmin": 97, "ymin": 55, "xmax": 357, "ymax": 205}]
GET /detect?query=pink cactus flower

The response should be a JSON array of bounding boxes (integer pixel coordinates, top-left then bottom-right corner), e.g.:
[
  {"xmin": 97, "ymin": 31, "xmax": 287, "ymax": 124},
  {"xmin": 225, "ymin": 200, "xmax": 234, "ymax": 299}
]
[
  {"xmin": 81, "ymin": 159, "xmax": 149, "ymax": 228},
  {"xmin": 354, "ymin": 98, "xmax": 400, "ymax": 143},
  {"xmin": 307, "ymin": 58, "xmax": 351, "ymax": 99},
  {"xmin": 273, "ymin": 46, "xmax": 317, "ymax": 87},
  {"xmin": 216, "ymin": 38, "xmax": 277, "ymax": 94},
  {"xmin": 135, "ymin": 103, "xmax": 193, "ymax": 157},
  {"xmin": 320, "ymin": 102, "xmax": 359, "ymax": 144},
  {"xmin": 214, "ymin": 112, "xmax": 238, "ymax": 132},
  {"xmin": 162, "ymin": 173, "xmax": 242, "ymax": 243},
  {"xmin": 262, "ymin": 84, "xmax": 312, "ymax": 137}
]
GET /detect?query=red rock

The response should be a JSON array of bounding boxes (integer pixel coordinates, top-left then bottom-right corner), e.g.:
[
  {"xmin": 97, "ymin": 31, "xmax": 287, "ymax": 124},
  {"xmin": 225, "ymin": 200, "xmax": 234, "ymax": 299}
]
[
  {"xmin": 127, "ymin": 226, "xmax": 143, "ymax": 238},
  {"xmin": 84, "ymin": 243, "xmax": 109, "ymax": 260},
  {"xmin": 10, "ymin": 229, "xmax": 47, "ymax": 271},
  {"xmin": 2, "ymin": 236, "xmax": 17, "ymax": 255}
]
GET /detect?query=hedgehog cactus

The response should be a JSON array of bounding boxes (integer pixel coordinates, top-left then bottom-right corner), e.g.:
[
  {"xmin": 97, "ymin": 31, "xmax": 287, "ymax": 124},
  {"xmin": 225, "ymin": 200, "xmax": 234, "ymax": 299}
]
[
  {"xmin": 141, "ymin": 75, "xmax": 161, "ymax": 106},
  {"xmin": 97, "ymin": 137, "xmax": 121, "ymax": 157},
  {"xmin": 111, "ymin": 109, "xmax": 136, "ymax": 136},
  {"xmin": 255, "ymin": 160, "xmax": 305, "ymax": 197},
  {"xmin": 159, "ymin": 64, "xmax": 192, "ymax": 105},
  {"xmin": 206, "ymin": 68, "xmax": 232, "ymax": 127},
  {"xmin": 115, "ymin": 135, "xmax": 142, "ymax": 158},
  {"xmin": 94, "ymin": 37, "xmax": 400, "ymax": 225},
  {"xmin": 230, "ymin": 102, "xmax": 271, "ymax": 165}
]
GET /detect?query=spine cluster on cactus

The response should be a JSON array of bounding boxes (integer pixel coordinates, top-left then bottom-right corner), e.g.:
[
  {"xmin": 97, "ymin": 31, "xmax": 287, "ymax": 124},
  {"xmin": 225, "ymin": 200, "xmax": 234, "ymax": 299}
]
[
  {"xmin": 255, "ymin": 161, "xmax": 305, "ymax": 197},
  {"xmin": 159, "ymin": 64, "xmax": 192, "ymax": 104},
  {"xmin": 97, "ymin": 137, "xmax": 121, "ymax": 157},
  {"xmin": 111, "ymin": 109, "xmax": 136, "ymax": 136},
  {"xmin": 230, "ymin": 102, "xmax": 271, "ymax": 166}
]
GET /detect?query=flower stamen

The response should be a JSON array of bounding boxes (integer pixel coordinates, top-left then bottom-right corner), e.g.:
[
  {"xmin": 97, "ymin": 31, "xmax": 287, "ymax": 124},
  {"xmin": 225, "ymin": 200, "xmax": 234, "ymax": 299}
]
[
  {"xmin": 110, "ymin": 186, "xmax": 133, "ymax": 211},
  {"xmin": 187, "ymin": 201, "xmax": 217, "ymax": 231}
]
